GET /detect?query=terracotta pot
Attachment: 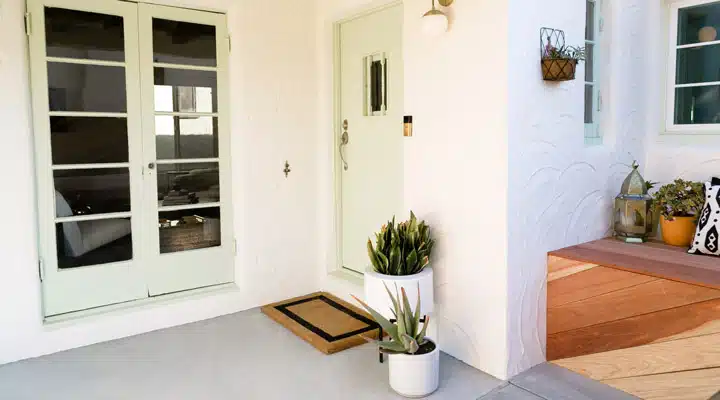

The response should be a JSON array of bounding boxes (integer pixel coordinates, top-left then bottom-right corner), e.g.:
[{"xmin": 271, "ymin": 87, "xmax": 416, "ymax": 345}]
[{"xmin": 660, "ymin": 216, "xmax": 697, "ymax": 247}]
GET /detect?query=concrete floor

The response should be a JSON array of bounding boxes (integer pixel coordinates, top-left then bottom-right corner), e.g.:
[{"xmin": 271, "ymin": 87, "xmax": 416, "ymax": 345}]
[{"xmin": 0, "ymin": 309, "xmax": 503, "ymax": 400}]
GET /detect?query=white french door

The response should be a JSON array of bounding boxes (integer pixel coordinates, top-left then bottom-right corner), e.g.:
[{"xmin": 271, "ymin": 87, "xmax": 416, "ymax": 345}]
[
  {"xmin": 138, "ymin": 3, "xmax": 233, "ymax": 296},
  {"xmin": 28, "ymin": 0, "xmax": 233, "ymax": 316}
]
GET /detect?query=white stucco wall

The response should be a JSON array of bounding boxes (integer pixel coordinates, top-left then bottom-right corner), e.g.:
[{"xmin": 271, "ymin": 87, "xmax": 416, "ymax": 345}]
[
  {"xmin": 505, "ymin": 0, "xmax": 650, "ymax": 376},
  {"xmin": 642, "ymin": 1, "xmax": 720, "ymax": 184},
  {"xmin": 3, "ymin": 0, "xmax": 697, "ymax": 382},
  {"xmin": 0, "ymin": 0, "xmax": 321, "ymax": 365},
  {"xmin": 316, "ymin": 0, "xmax": 511, "ymax": 380}
]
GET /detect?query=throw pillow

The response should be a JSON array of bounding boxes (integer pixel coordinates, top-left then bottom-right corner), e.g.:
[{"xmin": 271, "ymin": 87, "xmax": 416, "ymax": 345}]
[{"xmin": 689, "ymin": 180, "xmax": 720, "ymax": 256}]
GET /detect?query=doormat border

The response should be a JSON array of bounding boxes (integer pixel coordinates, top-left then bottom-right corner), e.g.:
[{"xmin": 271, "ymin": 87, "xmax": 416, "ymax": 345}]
[{"xmin": 261, "ymin": 291, "xmax": 380, "ymax": 354}]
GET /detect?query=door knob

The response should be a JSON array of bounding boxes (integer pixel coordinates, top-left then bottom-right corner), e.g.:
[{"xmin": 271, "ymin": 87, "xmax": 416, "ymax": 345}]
[{"xmin": 148, "ymin": 162, "xmax": 155, "ymax": 169}]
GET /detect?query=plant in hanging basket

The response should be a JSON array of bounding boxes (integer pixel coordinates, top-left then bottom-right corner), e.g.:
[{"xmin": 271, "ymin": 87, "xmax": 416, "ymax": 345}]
[{"xmin": 541, "ymin": 45, "xmax": 585, "ymax": 81}]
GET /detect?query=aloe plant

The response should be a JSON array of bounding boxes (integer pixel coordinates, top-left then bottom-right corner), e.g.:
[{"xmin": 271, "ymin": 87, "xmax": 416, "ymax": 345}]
[
  {"xmin": 367, "ymin": 211, "xmax": 435, "ymax": 276},
  {"xmin": 352, "ymin": 283, "xmax": 429, "ymax": 355}
]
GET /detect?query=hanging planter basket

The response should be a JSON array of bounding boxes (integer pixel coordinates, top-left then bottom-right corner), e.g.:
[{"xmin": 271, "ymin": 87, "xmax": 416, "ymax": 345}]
[
  {"xmin": 539, "ymin": 27, "xmax": 582, "ymax": 82},
  {"xmin": 541, "ymin": 58, "xmax": 577, "ymax": 81}
]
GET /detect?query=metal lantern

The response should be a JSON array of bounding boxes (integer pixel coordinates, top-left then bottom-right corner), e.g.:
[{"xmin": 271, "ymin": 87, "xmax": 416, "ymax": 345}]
[{"xmin": 614, "ymin": 162, "xmax": 653, "ymax": 243}]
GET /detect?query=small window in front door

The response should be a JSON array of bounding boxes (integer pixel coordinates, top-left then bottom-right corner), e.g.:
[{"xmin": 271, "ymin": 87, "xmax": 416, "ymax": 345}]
[{"xmin": 365, "ymin": 53, "xmax": 387, "ymax": 116}]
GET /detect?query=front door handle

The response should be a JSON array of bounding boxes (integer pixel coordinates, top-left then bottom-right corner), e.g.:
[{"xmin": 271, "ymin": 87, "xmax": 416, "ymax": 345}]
[{"xmin": 339, "ymin": 119, "xmax": 349, "ymax": 171}]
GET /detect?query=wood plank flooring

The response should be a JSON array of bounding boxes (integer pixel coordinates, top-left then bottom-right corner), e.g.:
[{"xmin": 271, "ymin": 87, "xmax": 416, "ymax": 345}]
[{"xmin": 547, "ymin": 238, "xmax": 720, "ymax": 400}]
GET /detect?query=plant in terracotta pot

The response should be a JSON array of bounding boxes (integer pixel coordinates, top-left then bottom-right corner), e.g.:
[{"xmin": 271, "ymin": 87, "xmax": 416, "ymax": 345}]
[
  {"xmin": 365, "ymin": 212, "xmax": 435, "ymax": 321},
  {"xmin": 353, "ymin": 284, "xmax": 439, "ymax": 398},
  {"xmin": 654, "ymin": 179, "xmax": 705, "ymax": 247}
]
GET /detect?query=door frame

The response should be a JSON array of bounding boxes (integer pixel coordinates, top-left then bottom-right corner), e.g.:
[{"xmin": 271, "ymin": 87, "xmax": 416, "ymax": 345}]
[{"xmin": 331, "ymin": 0, "xmax": 402, "ymax": 278}]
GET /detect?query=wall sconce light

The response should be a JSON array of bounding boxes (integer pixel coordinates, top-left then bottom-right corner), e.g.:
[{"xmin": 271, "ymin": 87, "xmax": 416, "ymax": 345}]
[{"xmin": 422, "ymin": 0, "xmax": 452, "ymax": 37}]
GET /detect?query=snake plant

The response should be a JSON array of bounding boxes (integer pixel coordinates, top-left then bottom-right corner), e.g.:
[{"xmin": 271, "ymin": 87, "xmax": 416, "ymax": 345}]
[
  {"xmin": 352, "ymin": 283, "xmax": 429, "ymax": 355},
  {"xmin": 367, "ymin": 211, "xmax": 434, "ymax": 276}
]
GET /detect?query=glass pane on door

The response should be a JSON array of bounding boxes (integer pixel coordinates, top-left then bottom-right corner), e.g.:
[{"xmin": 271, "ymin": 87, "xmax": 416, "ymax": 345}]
[
  {"xmin": 153, "ymin": 68, "xmax": 216, "ymax": 112},
  {"xmin": 155, "ymin": 116, "xmax": 218, "ymax": 159},
  {"xmin": 151, "ymin": 16, "xmax": 222, "ymax": 257},
  {"xmin": 54, "ymin": 168, "xmax": 131, "ymax": 216},
  {"xmin": 159, "ymin": 208, "xmax": 221, "ymax": 254},
  {"xmin": 157, "ymin": 162, "xmax": 220, "ymax": 207},
  {"xmin": 45, "ymin": 7, "xmax": 125, "ymax": 62},
  {"xmin": 57, "ymin": 218, "xmax": 133, "ymax": 268},
  {"xmin": 152, "ymin": 18, "xmax": 217, "ymax": 66},
  {"xmin": 51, "ymin": 117, "xmax": 129, "ymax": 164},
  {"xmin": 48, "ymin": 63, "xmax": 127, "ymax": 112},
  {"xmin": 45, "ymin": 6, "xmax": 134, "ymax": 270}
]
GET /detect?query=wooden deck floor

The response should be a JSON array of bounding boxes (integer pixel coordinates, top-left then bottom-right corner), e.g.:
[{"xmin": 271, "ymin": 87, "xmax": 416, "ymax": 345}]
[{"xmin": 548, "ymin": 238, "xmax": 720, "ymax": 400}]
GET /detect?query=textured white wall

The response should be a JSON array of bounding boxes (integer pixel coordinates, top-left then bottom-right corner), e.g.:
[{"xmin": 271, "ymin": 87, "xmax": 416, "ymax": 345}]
[
  {"xmin": 505, "ymin": 0, "xmax": 650, "ymax": 376},
  {"xmin": 0, "ymin": 0, "xmax": 320, "ymax": 365},
  {"xmin": 642, "ymin": 1, "xmax": 720, "ymax": 184},
  {"xmin": 316, "ymin": 0, "xmax": 511, "ymax": 380}
]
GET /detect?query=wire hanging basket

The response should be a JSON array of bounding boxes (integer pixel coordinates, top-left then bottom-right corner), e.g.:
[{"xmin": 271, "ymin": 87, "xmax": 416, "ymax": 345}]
[{"xmin": 540, "ymin": 27, "xmax": 577, "ymax": 81}]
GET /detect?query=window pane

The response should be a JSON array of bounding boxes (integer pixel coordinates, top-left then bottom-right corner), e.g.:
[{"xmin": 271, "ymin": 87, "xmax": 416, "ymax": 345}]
[
  {"xmin": 57, "ymin": 218, "xmax": 132, "ymax": 268},
  {"xmin": 586, "ymin": 0, "xmax": 595, "ymax": 41},
  {"xmin": 674, "ymin": 85, "xmax": 720, "ymax": 124},
  {"xmin": 152, "ymin": 19, "xmax": 216, "ymax": 67},
  {"xmin": 678, "ymin": 2, "xmax": 720, "ymax": 46},
  {"xmin": 154, "ymin": 68, "xmax": 216, "ymax": 112},
  {"xmin": 51, "ymin": 117, "xmax": 128, "ymax": 164},
  {"xmin": 676, "ymin": 44, "xmax": 720, "ymax": 84},
  {"xmin": 48, "ymin": 63, "xmax": 127, "ymax": 112},
  {"xmin": 159, "ymin": 208, "xmax": 221, "ymax": 254},
  {"xmin": 585, "ymin": 44, "xmax": 594, "ymax": 82},
  {"xmin": 155, "ymin": 116, "xmax": 218, "ymax": 160},
  {"xmin": 45, "ymin": 7, "xmax": 125, "ymax": 62},
  {"xmin": 585, "ymin": 84, "xmax": 594, "ymax": 124},
  {"xmin": 370, "ymin": 60, "xmax": 383, "ymax": 112},
  {"xmin": 157, "ymin": 163, "xmax": 220, "ymax": 207},
  {"xmin": 54, "ymin": 168, "xmax": 130, "ymax": 216}
]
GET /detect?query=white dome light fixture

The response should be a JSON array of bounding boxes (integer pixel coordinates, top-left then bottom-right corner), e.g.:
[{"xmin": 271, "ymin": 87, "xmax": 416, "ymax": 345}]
[{"xmin": 422, "ymin": 0, "xmax": 452, "ymax": 37}]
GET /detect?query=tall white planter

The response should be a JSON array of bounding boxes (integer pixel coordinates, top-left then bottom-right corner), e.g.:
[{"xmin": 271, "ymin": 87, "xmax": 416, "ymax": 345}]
[
  {"xmin": 388, "ymin": 340, "xmax": 440, "ymax": 398},
  {"xmin": 364, "ymin": 267, "xmax": 434, "ymax": 319}
]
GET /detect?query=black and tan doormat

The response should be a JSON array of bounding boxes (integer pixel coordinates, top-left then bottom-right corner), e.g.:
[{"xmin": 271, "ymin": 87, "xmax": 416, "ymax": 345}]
[{"xmin": 261, "ymin": 292, "xmax": 380, "ymax": 355}]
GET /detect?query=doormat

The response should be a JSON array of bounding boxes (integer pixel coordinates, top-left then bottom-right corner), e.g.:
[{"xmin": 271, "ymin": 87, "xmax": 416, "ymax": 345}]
[{"xmin": 261, "ymin": 292, "xmax": 381, "ymax": 355}]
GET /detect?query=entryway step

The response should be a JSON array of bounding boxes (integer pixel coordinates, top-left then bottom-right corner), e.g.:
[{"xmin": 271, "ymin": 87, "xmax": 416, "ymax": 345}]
[{"xmin": 501, "ymin": 363, "xmax": 639, "ymax": 400}]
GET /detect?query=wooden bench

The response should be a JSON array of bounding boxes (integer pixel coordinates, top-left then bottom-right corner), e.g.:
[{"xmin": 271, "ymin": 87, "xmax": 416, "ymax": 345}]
[{"xmin": 547, "ymin": 238, "xmax": 720, "ymax": 400}]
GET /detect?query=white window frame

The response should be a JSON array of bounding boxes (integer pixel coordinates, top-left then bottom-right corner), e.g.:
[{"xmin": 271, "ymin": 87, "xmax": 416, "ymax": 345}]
[
  {"xmin": 666, "ymin": 0, "xmax": 720, "ymax": 133},
  {"xmin": 585, "ymin": 0, "xmax": 603, "ymax": 146}
]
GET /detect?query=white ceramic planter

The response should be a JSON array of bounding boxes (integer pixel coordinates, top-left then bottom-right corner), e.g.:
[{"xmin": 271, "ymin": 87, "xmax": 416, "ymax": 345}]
[
  {"xmin": 388, "ymin": 340, "xmax": 440, "ymax": 398},
  {"xmin": 364, "ymin": 268, "xmax": 434, "ymax": 319}
]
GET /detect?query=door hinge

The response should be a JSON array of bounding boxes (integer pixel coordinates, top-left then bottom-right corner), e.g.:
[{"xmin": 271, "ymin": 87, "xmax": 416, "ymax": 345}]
[
  {"xmin": 599, "ymin": 17, "xmax": 604, "ymax": 33},
  {"xmin": 24, "ymin": 12, "xmax": 32, "ymax": 36},
  {"xmin": 597, "ymin": 91, "xmax": 603, "ymax": 112},
  {"xmin": 38, "ymin": 258, "xmax": 45, "ymax": 282},
  {"xmin": 227, "ymin": 35, "xmax": 231, "ymax": 53},
  {"xmin": 233, "ymin": 238, "xmax": 238, "ymax": 256}
]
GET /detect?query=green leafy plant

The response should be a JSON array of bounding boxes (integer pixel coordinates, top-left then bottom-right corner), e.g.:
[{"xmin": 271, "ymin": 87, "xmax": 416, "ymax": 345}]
[
  {"xmin": 645, "ymin": 180, "xmax": 659, "ymax": 192},
  {"xmin": 653, "ymin": 179, "xmax": 705, "ymax": 220},
  {"xmin": 367, "ymin": 212, "xmax": 435, "ymax": 276},
  {"xmin": 352, "ymin": 284, "xmax": 429, "ymax": 355},
  {"xmin": 543, "ymin": 45, "xmax": 585, "ymax": 61}
]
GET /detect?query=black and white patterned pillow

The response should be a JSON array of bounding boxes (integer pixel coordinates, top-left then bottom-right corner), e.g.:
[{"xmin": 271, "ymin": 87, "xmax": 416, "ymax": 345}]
[{"xmin": 689, "ymin": 179, "xmax": 720, "ymax": 256}]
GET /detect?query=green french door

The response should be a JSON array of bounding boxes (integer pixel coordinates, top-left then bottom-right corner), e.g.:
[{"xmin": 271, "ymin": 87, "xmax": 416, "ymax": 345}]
[{"xmin": 28, "ymin": 0, "xmax": 233, "ymax": 316}]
